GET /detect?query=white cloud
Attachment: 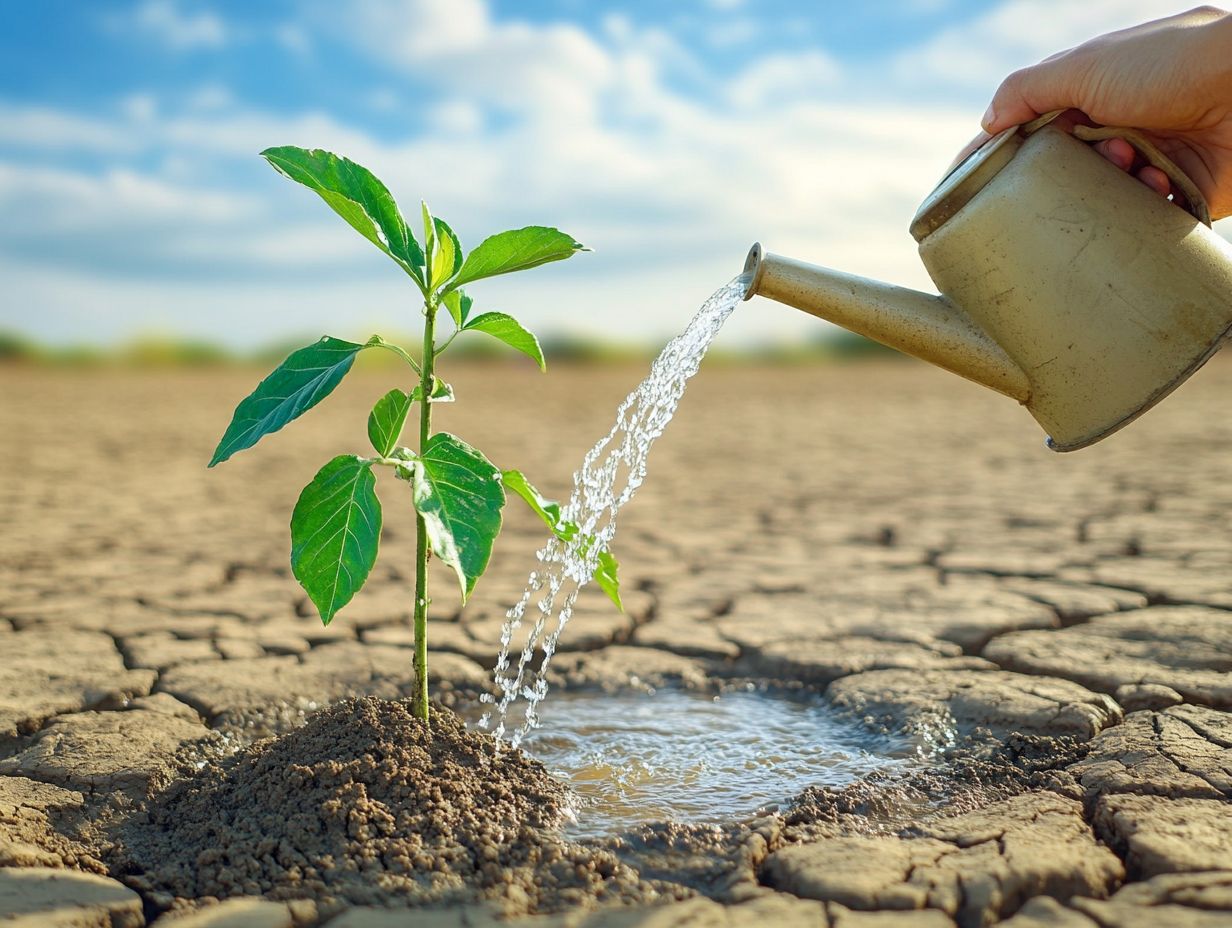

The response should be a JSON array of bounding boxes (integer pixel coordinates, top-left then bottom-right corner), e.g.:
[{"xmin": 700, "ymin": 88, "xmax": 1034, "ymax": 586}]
[
  {"xmin": 364, "ymin": 87, "xmax": 401, "ymax": 113},
  {"xmin": 896, "ymin": 0, "xmax": 954, "ymax": 13},
  {"xmin": 426, "ymin": 100, "xmax": 484, "ymax": 135},
  {"xmin": 703, "ymin": 17, "xmax": 759, "ymax": 48},
  {"xmin": 128, "ymin": 0, "xmax": 229, "ymax": 50},
  {"xmin": 893, "ymin": 0, "xmax": 1204, "ymax": 89},
  {"xmin": 0, "ymin": 255, "xmax": 393, "ymax": 347},
  {"xmin": 0, "ymin": 103, "xmax": 136, "ymax": 154},
  {"xmin": 332, "ymin": 0, "xmax": 699, "ymax": 124},
  {"xmin": 121, "ymin": 93, "xmax": 158, "ymax": 123},
  {"xmin": 346, "ymin": 0, "xmax": 491, "ymax": 59},
  {"xmin": 727, "ymin": 51, "xmax": 842, "ymax": 108},
  {"xmin": 185, "ymin": 84, "xmax": 233, "ymax": 111},
  {"xmin": 273, "ymin": 22, "xmax": 311, "ymax": 55},
  {"xmin": 0, "ymin": 163, "xmax": 253, "ymax": 231},
  {"xmin": 0, "ymin": 96, "xmax": 378, "ymax": 162}
]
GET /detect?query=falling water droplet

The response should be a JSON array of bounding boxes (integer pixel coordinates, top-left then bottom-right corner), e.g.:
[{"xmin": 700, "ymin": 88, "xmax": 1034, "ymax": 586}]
[{"xmin": 488, "ymin": 274, "xmax": 749, "ymax": 745}]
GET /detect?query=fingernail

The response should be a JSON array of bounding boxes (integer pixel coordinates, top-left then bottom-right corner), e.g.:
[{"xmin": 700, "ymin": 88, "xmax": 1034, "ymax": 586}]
[{"xmin": 981, "ymin": 103, "xmax": 996, "ymax": 131}]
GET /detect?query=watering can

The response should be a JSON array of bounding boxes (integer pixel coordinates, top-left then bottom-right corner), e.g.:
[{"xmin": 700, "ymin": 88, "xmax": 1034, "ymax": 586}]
[{"xmin": 742, "ymin": 111, "xmax": 1232, "ymax": 450}]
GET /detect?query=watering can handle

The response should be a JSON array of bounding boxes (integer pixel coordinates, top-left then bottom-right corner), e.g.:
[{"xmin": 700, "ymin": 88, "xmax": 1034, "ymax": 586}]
[{"xmin": 1023, "ymin": 109, "xmax": 1212, "ymax": 226}]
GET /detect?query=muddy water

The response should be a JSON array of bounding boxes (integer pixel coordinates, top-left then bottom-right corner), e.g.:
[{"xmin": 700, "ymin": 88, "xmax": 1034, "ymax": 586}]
[{"xmin": 512, "ymin": 688, "xmax": 918, "ymax": 839}]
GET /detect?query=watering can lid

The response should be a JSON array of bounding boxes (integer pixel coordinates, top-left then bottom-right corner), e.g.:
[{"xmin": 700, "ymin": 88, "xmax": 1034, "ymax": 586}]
[{"xmin": 909, "ymin": 126, "xmax": 1023, "ymax": 243}]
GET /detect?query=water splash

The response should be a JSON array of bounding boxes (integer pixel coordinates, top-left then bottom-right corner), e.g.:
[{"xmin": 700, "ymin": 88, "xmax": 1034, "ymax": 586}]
[{"xmin": 479, "ymin": 274, "xmax": 749, "ymax": 746}]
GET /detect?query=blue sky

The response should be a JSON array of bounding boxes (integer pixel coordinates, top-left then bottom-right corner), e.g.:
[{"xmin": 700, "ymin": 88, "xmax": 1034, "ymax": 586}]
[{"xmin": 0, "ymin": 0, "xmax": 1219, "ymax": 350}]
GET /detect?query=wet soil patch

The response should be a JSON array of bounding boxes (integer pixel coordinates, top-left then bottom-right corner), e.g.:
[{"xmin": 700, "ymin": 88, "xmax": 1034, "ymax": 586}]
[
  {"xmin": 782, "ymin": 731, "xmax": 1092, "ymax": 836},
  {"xmin": 111, "ymin": 697, "xmax": 663, "ymax": 917}
]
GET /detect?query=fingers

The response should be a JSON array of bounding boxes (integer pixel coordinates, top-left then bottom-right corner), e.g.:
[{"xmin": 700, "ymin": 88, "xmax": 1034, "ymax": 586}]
[
  {"xmin": 1092, "ymin": 137, "xmax": 1174, "ymax": 199},
  {"xmin": 981, "ymin": 68, "xmax": 1046, "ymax": 132},
  {"xmin": 1137, "ymin": 165, "xmax": 1172, "ymax": 197},
  {"xmin": 1093, "ymin": 137, "xmax": 1135, "ymax": 171},
  {"xmin": 981, "ymin": 59, "xmax": 1077, "ymax": 134}
]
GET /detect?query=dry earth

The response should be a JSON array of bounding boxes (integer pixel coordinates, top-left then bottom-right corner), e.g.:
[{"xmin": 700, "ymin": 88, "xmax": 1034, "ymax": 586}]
[{"xmin": 2, "ymin": 355, "xmax": 1232, "ymax": 927}]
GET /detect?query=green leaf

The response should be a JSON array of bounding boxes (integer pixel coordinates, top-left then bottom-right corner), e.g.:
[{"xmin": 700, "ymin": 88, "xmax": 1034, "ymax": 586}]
[
  {"xmin": 447, "ymin": 226, "xmax": 586, "ymax": 290},
  {"xmin": 262, "ymin": 147, "xmax": 425, "ymax": 287},
  {"xmin": 442, "ymin": 289, "xmax": 474, "ymax": 328},
  {"xmin": 411, "ymin": 433, "xmax": 505, "ymax": 601},
  {"xmin": 209, "ymin": 336, "xmax": 365, "ymax": 467},
  {"xmin": 291, "ymin": 455, "xmax": 382, "ymax": 625},
  {"xmin": 501, "ymin": 470, "xmax": 577, "ymax": 541},
  {"xmin": 463, "ymin": 312, "xmax": 545, "ymax": 371},
  {"xmin": 421, "ymin": 201, "xmax": 435, "ymax": 254},
  {"xmin": 433, "ymin": 217, "xmax": 462, "ymax": 284},
  {"xmin": 595, "ymin": 550, "xmax": 622, "ymax": 612},
  {"xmin": 367, "ymin": 389, "xmax": 412, "ymax": 457},
  {"xmin": 410, "ymin": 378, "xmax": 455, "ymax": 404}
]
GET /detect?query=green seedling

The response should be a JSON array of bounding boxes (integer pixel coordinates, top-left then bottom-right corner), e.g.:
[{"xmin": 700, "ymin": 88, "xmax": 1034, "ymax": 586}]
[{"xmin": 209, "ymin": 147, "xmax": 621, "ymax": 724}]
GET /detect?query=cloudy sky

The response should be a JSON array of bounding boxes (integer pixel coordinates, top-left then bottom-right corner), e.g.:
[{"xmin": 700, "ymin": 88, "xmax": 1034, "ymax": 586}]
[{"xmin": 1, "ymin": 0, "xmax": 1224, "ymax": 351}]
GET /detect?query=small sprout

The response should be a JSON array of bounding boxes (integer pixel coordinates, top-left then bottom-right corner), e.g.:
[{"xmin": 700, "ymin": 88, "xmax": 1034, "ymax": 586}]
[{"xmin": 208, "ymin": 146, "xmax": 604, "ymax": 726}]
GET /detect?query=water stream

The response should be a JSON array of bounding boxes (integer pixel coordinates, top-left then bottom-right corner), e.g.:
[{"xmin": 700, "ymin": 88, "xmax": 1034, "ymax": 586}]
[{"xmin": 479, "ymin": 275, "xmax": 749, "ymax": 745}]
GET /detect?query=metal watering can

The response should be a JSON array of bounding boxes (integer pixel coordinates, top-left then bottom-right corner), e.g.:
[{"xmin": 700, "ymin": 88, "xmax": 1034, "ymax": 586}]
[{"xmin": 742, "ymin": 112, "xmax": 1232, "ymax": 451}]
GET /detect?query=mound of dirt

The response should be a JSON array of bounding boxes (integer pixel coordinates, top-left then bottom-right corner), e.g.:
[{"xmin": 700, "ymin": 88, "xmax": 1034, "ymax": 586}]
[{"xmin": 116, "ymin": 697, "xmax": 660, "ymax": 915}]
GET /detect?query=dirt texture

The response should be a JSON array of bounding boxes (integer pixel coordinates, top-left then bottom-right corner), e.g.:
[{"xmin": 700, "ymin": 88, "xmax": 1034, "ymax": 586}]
[
  {"xmin": 983, "ymin": 606, "xmax": 1232, "ymax": 707},
  {"xmin": 115, "ymin": 697, "xmax": 657, "ymax": 917},
  {"xmin": 1069, "ymin": 705, "xmax": 1232, "ymax": 799},
  {"xmin": 0, "ymin": 694, "xmax": 214, "ymax": 798},
  {"xmin": 4, "ymin": 361, "xmax": 1232, "ymax": 926},
  {"xmin": 0, "ymin": 866, "xmax": 144, "ymax": 927},
  {"xmin": 0, "ymin": 777, "xmax": 101, "ymax": 872},
  {"xmin": 765, "ymin": 792, "xmax": 1124, "ymax": 925},
  {"xmin": 0, "ymin": 627, "xmax": 157, "ymax": 742},
  {"xmin": 825, "ymin": 669, "xmax": 1122, "ymax": 742}
]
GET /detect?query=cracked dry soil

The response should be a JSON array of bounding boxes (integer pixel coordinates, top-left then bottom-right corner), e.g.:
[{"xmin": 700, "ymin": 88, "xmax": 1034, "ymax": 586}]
[{"xmin": 2, "ymin": 361, "xmax": 1232, "ymax": 927}]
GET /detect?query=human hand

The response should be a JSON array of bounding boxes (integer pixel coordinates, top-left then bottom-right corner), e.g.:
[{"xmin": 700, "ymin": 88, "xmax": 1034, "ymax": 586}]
[{"xmin": 966, "ymin": 7, "xmax": 1232, "ymax": 220}]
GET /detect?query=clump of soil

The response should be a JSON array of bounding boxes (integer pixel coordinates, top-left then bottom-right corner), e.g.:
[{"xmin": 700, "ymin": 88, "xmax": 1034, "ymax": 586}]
[{"xmin": 115, "ymin": 697, "xmax": 661, "ymax": 915}]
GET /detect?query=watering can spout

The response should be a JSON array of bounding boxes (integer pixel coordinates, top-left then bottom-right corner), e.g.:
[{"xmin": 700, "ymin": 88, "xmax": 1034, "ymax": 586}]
[{"xmin": 742, "ymin": 243, "xmax": 1031, "ymax": 403}]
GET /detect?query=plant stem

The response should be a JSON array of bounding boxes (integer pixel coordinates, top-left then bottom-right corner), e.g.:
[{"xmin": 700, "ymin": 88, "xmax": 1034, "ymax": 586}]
[{"xmin": 413, "ymin": 297, "xmax": 436, "ymax": 724}]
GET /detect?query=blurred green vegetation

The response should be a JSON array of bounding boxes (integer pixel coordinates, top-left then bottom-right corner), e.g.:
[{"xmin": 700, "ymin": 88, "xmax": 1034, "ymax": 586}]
[
  {"xmin": 0, "ymin": 328, "xmax": 900, "ymax": 368},
  {"xmin": 703, "ymin": 330, "xmax": 899, "ymax": 366},
  {"xmin": 0, "ymin": 332, "xmax": 233, "ymax": 367}
]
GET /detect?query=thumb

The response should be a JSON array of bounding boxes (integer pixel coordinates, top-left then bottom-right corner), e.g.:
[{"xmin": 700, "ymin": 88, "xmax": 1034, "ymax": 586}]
[{"xmin": 981, "ymin": 61, "xmax": 1077, "ymax": 133}]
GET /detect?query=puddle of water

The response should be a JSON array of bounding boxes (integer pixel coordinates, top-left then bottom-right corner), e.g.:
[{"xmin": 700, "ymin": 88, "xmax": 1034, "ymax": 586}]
[{"xmin": 509, "ymin": 687, "xmax": 917, "ymax": 839}]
